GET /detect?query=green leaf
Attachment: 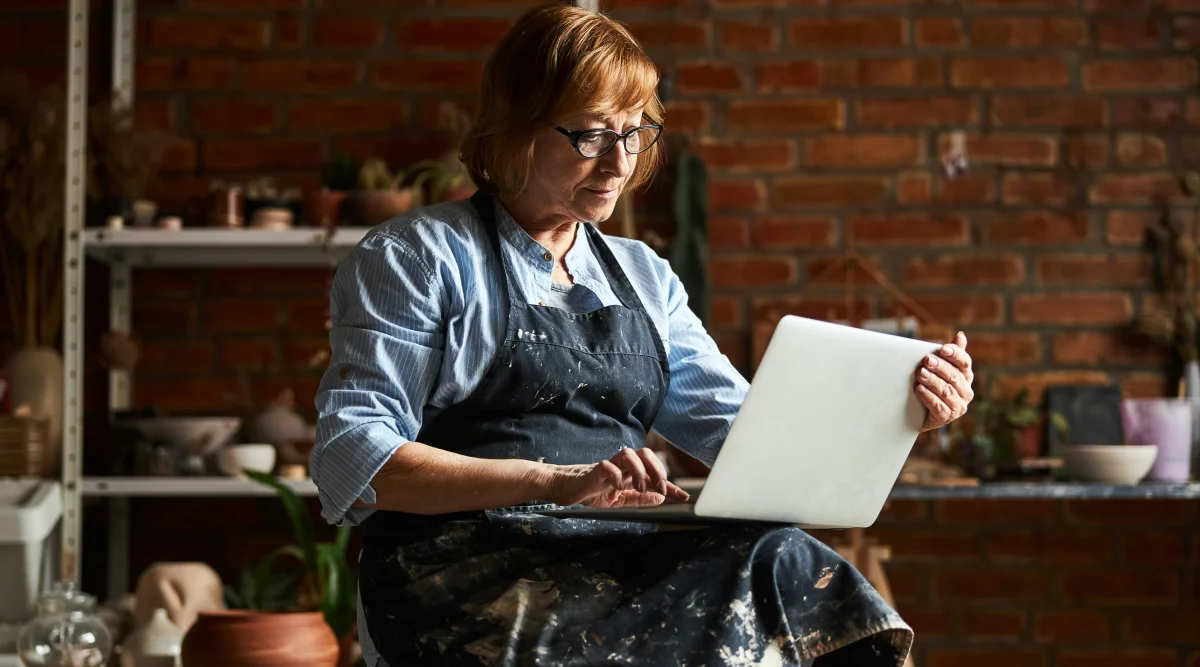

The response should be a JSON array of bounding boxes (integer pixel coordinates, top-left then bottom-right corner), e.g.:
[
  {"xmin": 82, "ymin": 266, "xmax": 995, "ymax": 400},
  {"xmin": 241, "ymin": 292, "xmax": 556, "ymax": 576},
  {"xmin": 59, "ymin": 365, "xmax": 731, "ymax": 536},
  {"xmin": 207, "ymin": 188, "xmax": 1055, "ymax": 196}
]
[
  {"xmin": 1006, "ymin": 407, "xmax": 1039, "ymax": 427},
  {"xmin": 316, "ymin": 542, "xmax": 356, "ymax": 638},
  {"xmin": 245, "ymin": 471, "xmax": 318, "ymax": 577}
]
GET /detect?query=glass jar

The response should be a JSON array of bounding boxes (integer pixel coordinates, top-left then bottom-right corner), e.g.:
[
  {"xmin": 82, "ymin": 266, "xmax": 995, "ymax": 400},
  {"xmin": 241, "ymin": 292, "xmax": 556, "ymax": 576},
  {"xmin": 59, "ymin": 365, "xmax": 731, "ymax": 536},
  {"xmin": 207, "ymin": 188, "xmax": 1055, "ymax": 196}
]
[{"xmin": 17, "ymin": 581, "xmax": 112, "ymax": 667}]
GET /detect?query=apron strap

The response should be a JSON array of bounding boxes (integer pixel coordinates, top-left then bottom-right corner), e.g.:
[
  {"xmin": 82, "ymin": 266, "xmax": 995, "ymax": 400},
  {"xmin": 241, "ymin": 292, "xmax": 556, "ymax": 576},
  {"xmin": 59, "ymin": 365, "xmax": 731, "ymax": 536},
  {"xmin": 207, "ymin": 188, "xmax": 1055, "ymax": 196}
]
[{"xmin": 581, "ymin": 223, "xmax": 670, "ymax": 370}]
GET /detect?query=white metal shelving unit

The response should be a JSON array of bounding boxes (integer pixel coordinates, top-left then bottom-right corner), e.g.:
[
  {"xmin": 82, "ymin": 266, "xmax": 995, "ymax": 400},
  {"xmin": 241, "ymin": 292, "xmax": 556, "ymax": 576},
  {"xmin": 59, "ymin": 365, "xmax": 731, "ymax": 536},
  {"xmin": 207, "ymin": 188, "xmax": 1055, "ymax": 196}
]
[{"xmin": 57, "ymin": 0, "xmax": 373, "ymax": 597}]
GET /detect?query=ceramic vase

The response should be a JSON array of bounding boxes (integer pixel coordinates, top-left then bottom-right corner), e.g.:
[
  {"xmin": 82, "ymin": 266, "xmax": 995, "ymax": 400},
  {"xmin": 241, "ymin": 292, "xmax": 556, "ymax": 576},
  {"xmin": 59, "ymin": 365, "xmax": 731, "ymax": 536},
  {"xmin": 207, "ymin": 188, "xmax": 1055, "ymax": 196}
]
[
  {"xmin": 4, "ymin": 347, "xmax": 63, "ymax": 477},
  {"xmin": 1186, "ymin": 360, "xmax": 1200, "ymax": 479},
  {"xmin": 123, "ymin": 608, "xmax": 182, "ymax": 667},
  {"xmin": 179, "ymin": 611, "xmax": 337, "ymax": 667}
]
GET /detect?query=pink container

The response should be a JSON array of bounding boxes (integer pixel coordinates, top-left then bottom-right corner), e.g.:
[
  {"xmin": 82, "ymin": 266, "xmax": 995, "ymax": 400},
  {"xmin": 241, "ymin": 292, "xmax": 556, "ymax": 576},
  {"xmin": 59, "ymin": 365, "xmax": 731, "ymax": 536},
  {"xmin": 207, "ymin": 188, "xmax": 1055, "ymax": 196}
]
[{"xmin": 1120, "ymin": 399, "xmax": 1193, "ymax": 483}]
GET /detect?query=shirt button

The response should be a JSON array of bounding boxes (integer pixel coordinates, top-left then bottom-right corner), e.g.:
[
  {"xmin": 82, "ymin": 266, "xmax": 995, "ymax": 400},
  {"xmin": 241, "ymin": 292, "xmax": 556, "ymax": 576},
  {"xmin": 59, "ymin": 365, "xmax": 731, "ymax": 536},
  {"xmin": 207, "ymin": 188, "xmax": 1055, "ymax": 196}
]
[
  {"xmin": 339, "ymin": 367, "xmax": 351, "ymax": 380},
  {"xmin": 543, "ymin": 251, "xmax": 553, "ymax": 261},
  {"xmin": 539, "ymin": 301, "xmax": 547, "ymax": 306}
]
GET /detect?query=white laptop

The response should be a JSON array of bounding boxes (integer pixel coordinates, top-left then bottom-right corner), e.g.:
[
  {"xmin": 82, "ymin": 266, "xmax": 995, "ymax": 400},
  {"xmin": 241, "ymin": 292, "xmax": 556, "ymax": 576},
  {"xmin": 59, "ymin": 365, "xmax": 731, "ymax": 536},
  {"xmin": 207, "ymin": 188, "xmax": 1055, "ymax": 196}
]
[{"xmin": 538, "ymin": 315, "xmax": 942, "ymax": 528}]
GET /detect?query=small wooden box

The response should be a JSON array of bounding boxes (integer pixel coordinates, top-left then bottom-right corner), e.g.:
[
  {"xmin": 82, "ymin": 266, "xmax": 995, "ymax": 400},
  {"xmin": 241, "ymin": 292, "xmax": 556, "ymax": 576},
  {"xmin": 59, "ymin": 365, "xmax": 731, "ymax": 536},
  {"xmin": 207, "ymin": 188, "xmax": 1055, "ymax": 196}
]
[{"xmin": 0, "ymin": 415, "xmax": 48, "ymax": 477}]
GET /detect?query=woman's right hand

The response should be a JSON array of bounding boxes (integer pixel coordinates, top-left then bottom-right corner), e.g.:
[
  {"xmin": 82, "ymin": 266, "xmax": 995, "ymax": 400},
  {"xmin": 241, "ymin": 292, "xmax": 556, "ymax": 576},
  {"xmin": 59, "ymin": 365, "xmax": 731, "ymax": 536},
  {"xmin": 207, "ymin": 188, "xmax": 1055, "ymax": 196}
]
[{"xmin": 546, "ymin": 447, "xmax": 691, "ymax": 508}]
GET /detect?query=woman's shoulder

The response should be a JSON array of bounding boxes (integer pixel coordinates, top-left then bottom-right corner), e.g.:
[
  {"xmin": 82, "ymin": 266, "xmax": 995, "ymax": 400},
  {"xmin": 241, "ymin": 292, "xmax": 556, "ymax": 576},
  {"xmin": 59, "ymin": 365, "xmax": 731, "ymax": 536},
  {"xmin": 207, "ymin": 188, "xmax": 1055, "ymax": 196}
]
[
  {"xmin": 351, "ymin": 199, "xmax": 488, "ymax": 277},
  {"xmin": 593, "ymin": 227, "xmax": 674, "ymax": 287}
]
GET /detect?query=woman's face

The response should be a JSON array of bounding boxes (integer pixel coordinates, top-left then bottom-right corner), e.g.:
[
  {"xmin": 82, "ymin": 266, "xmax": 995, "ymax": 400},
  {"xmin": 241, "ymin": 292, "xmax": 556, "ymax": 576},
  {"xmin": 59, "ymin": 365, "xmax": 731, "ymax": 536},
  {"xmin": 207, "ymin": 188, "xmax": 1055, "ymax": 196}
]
[{"xmin": 521, "ymin": 107, "xmax": 644, "ymax": 226}]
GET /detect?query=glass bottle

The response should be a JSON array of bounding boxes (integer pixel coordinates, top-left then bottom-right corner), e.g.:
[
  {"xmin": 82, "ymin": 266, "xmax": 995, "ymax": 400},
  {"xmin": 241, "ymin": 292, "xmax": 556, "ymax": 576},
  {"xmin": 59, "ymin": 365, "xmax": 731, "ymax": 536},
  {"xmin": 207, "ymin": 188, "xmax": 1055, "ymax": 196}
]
[{"xmin": 17, "ymin": 581, "xmax": 112, "ymax": 667}]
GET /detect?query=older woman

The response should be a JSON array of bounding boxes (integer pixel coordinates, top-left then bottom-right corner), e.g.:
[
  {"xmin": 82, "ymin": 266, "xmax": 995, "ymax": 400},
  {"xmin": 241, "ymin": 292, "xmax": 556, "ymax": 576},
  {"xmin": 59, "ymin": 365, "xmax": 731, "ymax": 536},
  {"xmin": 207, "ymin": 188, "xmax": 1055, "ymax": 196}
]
[{"xmin": 313, "ymin": 5, "xmax": 974, "ymax": 667}]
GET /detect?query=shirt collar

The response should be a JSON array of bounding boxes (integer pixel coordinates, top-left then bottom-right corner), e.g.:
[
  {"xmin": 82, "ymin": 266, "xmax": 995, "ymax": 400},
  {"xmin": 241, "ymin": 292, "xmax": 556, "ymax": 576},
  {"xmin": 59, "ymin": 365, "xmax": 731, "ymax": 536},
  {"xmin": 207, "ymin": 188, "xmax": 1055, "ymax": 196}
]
[{"xmin": 493, "ymin": 198, "xmax": 557, "ymax": 271}]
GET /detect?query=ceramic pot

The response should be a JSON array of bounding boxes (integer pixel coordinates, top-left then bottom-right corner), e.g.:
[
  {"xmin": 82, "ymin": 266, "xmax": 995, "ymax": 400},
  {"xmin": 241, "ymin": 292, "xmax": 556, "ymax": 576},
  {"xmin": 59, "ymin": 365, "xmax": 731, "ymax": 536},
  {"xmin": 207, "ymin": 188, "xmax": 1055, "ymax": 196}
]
[
  {"xmin": 349, "ymin": 189, "xmax": 415, "ymax": 225},
  {"xmin": 180, "ymin": 611, "xmax": 337, "ymax": 667},
  {"xmin": 4, "ymin": 347, "xmax": 63, "ymax": 476},
  {"xmin": 123, "ymin": 608, "xmax": 182, "ymax": 667}
]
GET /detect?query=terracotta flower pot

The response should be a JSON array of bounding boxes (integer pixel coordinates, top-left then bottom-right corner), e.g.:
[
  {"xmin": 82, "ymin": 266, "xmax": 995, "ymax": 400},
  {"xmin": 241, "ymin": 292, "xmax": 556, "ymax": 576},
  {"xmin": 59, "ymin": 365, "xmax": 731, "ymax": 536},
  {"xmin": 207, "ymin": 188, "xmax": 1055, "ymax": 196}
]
[
  {"xmin": 349, "ymin": 189, "xmax": 415, "ymax": 225},
  {"xmin": 180, "ymin": 610, "xmax": 338, "ymax": 667}
]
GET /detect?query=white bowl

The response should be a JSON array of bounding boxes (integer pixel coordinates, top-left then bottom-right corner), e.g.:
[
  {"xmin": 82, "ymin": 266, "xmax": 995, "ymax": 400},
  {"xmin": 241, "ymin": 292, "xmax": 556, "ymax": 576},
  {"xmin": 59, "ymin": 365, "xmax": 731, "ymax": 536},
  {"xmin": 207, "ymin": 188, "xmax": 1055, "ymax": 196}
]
[
  {"xmin": 1061, "ymin": 444, "xmax": 1158, "ymax": 485},
  {"xmin": 216, "ymin": 444, "xmax": 277, "ymax": 477},
  {"xmin": 126, "ymin": 417, "xmax": 242, "ymax": 457}
]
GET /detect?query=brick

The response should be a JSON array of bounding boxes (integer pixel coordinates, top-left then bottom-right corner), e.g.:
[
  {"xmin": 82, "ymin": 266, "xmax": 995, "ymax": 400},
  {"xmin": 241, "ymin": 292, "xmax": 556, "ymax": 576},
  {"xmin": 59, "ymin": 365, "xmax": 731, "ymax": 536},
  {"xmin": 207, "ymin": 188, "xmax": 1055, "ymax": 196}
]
[
  {"xmin": 754, "ymin": 297, "xmax": 872, "ymax": 326},
  {"xmin": 1002, "ymin": 173, "xmax": 1075, "ymax": 206},
  {"xmin": 967, "ymin": 0, "xmax": 1075, "ymax": 6},
  {"xmin": 755, "ymin": 61, "xmax": 820, "ymax": 93},
  {"xmin": 334, "ymin": 136, "xmax": 450, "ymax": 166},
  {"xmin": 1122, "ymin": 611, "xmax": 1200, "ymax": 643},
  {"xmin": 850, "ymin": 214, "xmax": 968, "ymax": 246},
  {"xmin": 1065, "ymin": 499, "xmax": 1186, "ymax": 525},
  {"xmin": 1013, "ymin": 293, "xmax": 1132, "ymax": 325},
  {"xmin": 1097, "ymin": 18, "xmax": 1162, "ymax": 51},
  {"xmin": 710, "ymin": 0, "xmax": 822, "ymax": 5},
  {"xmin": 1052, "ymin": 331, "xmax": 1164, "ymax": 365},
  {"xmin": 933, "ymin": 570, "xmax": 1049, "ymax": 602},
  {"xmin": 133, "ymin": 377, "xmax": 243, "ymax": 413},
  {"xmin": 133, "ymin": 301, "xmax": 199, "ymax": 335},
  {"xmin": 205, "ymin": 299, "xmax": 283, "ymax": 334},
  {"xmin": 1122, "ymin": 532, "xmax": 1185, "ymax": 566},
  {"xmin": 897, "ymin": 172, "xmax": 931, "ymax": 205},
  {"xmin": 275, "ymin": 16, "xmax": 304, "ymax": 49},
  {"xmin": 708, "ymin": 179, "xmax": 765, "ymax": 212},
  {"xmin": 929, "ymin": 651, "xmax": 1046, "ymax": 667},
  {"xmin": 709, "ymin": 217, "xmax": 751, "ymax": 249},
  {"xmin": 395, "ymin": 19, "xmax": 512, "ymax": 53},
  {"xmin": 189, "ymin": 0, "xmax": 304, "ymax": 7},
  {"xmin": 952, "ymin": 58, "xmax": 1070, "ymax": 89},
  {"xmin": 994, "ymin": 372, "xmax": 1113, "ymax": 403},
  {"xmin": 1183, "ymin": 137, "xmax": 1200, "ymax": 167},
  {"xmin": 867, "ymin": 529, "xmax": 980, "ymax": 560},
  {"xmin": 1084, "ymin": 0, "xmax": 1150, "ymax": 9},
  {"xmin": 971, "ymin": 17, "xmax": 1087, "ymax": 48},
  {"xmin": 788, "ymin": 18, "xmax": 906, "ymax": 50},
  {"xmin": 1110, "ymin": 98, "xmax": 1182, "ymax": 127},
  {"xmin": 288, "ymin": 100, "xmax": 408, "ymax": 132},
  {"xmin": 710, "ymin": 296, "xmax": 742, "ymax": 328},
  {"xmin": 937, "ymin": 499, "xmax": 1056, "ymax": 524},
  {"xmin": 991, "ymin": 96, "xmax": 1106, "ymax": 128},
  {"xmin": 1061, "ymin": 571, "xmax": 1178, "ymax": 606},
  {"xmin": 282, "ymin": 337, "xmax": 335, "ymax": 371},
  {"xmin": 857, "ymin": 97, "xmax": 974, "ymax": 129},
  {"xmin": 136, "ymin": 341, "xmax": 216, "ymax": 374},
  {"xmin": 1066, "ymin": 135, "xmax": 1110, "ymax": 169},
  {"xmin": 822, "ymin": 58, "xmax": 942, "ymax": 88},
  {"xmin": 1115, "ymin": 133, "xmax": 1168, "ymax": 167},
  {"xmin": 804, "ymin": 256, "xmax": 881, "ymax": 287},
  {"xmin": 754, "ymin": 216, "xmax": 837, "ymax": 249},
  {"xmin": 245, "ymin": 61, "xmax": 360, "ymax": 92},
  {"xmin": 147, "ymin": 18, "xmax": 269, "ymax": 50},
  {"xmin": 626, "ymin": 21, "xmax": 709, "ymax": 51},
  {"xmin": 720, "ymin": 21, "xmax": 777, "ymax": 53},
  {"xmin": 884, "ymin": 295, "xmax": 1003, "ymax": 326},
  {"xmin": 209, "ymin": 268, "xmax": 331, "ymax": 295},
  {"xmin": 676, "ymin": 62, "xmax": 743, "ymax": 93},
  {"xmin": 1036, "ymin": 254, "xmax": 1150, "ymax": 288},
  {"xmin": 201, "ymin": 139, "xmax": 322, "ymax": 172},
  {"xmin": 217, "ymin": 338, "xmax": 279, "ymax": 372},
  {"xmin": 806, "ymin": 135, "xmax": 921, "ymax": 168},
  {"xmin": 878, "ymin": 499, "xmax": 927, "ymax": 522},
  {"xmin": 1034, "ymin": 611, "xmax": 1110, "ymax": 643},
  {"xmin": 191, "ymin": 100, "xmax": 278, "ymax": 134},
  {"xmin": 961, "ymin": 333, "xmax": 1042, "ymax": 366},
  {"xmin": 943, "ymin": 133, "xmax": 1056, "ymax": 167},
  {"xmin": 905, "ymin": 255, "xmax": 1023, "ymax": 287},
  {"xmin": 714, "ymin": 331, "xmax": 747, "ymax": 370},
  {"xmin": 1090, "ymin": 173, "xmax": 1189, "ymax": 204},
  {"xmin": 710, "ymin": 256, "xmax": 798, "ymax": 287},
  {"xmin": 1175, "ymin": 18, "xmax": 1200, "ymax": 50},
  {"xmin": 936, "ymin": 174, "xmax": 996, "ymax": 204},
  {"xmin": 158, "ymin": 140, "xmax": 197, "ymax": 173},
  {"xmin": 962, "ymin": 611, "xmax": 1025, "ymax": 639},
  {"xmin": 1085, "ymin": 58, "xmax": 1197, "ymax": 92},
  {"xmin": 695, "ymin": 139, "xmax": 795, "ymax": 172},
  {"xmin": 987, "ymin": 530, "xmax": 1113, "ymax": 564},
  {"xmin": 132, "ymin": 271, "xmax": 204, "ymax": 298},
  {"xmin": 726, "ymin": 99, "xmax": 842, "ymax": 133},
  {"xmin": 665, "ymin": 101, "xmax": 711, "ymax": 134},
  {"xmin": 137, "ymin": 58, "xmax": 237, "ymax": 90},
  {"xmin": 773, "ymin": 176, "xmax": 888, "ymax": 208},
  {"xmin": 899, "ymin": 609, "xmax": 954, "ymax": 637},
  {"xmin": 284, "ymin": 298, "xmax": 332, "ymax": 333},
  {"xmin": 314, "ymin": 18, "xmax": 382, "ymax": 49},
  {"xmin": 916, "ymin": 18, "xmax": 964, "ymax": 48},
  {"xmin": 1059, "ymin": 651, "xmax": 1177, "ymax": 667},
  {"xmin": 373, "ymin": 60, "xmax": 483, "ymax": 91},
  {"xmin": 1123, "ymin": 373, "xmax": 1169, "ymax": 398},
  {"xmin": 979, "ymin": 211, "xmax": 1090, "ymax": 245}
]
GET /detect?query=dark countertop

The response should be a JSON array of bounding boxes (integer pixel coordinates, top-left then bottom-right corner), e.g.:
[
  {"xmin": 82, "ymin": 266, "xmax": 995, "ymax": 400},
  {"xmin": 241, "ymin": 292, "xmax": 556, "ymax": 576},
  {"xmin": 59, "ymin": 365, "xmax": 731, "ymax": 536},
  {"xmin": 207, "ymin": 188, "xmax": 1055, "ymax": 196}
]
[{"xmin": 888, "ymin": 482, "xmax": 1200, "ymax": 500}]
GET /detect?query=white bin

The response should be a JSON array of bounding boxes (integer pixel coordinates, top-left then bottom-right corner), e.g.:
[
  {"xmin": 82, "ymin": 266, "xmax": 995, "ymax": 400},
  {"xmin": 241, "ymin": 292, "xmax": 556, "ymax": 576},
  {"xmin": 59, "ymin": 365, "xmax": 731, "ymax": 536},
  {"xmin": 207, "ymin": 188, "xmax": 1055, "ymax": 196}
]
[{"xmin": 0, "ymin": 479, "xmax": 62, "ymax": 624}]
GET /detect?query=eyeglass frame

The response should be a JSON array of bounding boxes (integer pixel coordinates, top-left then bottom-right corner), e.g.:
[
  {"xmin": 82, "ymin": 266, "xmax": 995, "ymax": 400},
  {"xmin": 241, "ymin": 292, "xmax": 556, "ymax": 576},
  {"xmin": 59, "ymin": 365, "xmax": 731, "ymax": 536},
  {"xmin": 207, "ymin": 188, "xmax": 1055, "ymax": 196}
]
[{"xmin": 554, "ymin": 123, "xmax": 664, "ymax": 159}]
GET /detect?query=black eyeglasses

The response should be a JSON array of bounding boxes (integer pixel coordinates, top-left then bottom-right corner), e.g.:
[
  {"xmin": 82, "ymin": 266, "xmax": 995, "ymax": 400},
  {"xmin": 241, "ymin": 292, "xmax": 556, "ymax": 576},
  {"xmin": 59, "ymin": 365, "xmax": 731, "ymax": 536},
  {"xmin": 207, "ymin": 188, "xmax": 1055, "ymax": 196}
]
[{"xmin": 555, "ymin": 124, "xmax": 663, "ymax": 159}]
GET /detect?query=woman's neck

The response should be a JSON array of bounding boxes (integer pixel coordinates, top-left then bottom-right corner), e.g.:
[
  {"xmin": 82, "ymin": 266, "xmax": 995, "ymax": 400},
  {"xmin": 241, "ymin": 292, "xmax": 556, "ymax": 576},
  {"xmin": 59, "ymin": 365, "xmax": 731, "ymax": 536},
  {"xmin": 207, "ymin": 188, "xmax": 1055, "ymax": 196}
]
[{"xmin": 498, "ymin": 193, "xmax": 578, "ymax": 260}]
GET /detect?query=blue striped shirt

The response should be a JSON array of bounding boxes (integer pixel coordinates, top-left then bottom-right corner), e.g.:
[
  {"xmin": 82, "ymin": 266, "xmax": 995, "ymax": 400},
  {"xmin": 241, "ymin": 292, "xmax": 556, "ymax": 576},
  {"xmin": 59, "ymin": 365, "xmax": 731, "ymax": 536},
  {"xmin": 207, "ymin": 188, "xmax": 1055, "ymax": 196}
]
[{"xmin": 311, "ymin": 197, "xmax": 750, "ymax": 527}]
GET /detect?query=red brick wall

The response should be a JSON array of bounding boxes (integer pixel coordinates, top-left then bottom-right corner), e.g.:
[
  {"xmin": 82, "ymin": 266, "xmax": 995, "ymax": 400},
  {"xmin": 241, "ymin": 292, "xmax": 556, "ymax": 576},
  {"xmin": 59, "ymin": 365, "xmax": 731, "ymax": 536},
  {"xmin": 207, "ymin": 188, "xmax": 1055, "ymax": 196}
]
[{"xmin": 3, "ymin": 0, "xmax": 1199, "ymax": 665}]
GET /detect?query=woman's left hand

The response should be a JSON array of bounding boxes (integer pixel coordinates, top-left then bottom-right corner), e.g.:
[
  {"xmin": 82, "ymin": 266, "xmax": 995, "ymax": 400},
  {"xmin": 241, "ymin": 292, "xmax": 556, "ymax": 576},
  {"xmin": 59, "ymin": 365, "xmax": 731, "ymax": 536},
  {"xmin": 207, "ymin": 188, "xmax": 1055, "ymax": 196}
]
[{"xmin": 916, "ymin": 331, "xmax": 974, "ymax": 433}]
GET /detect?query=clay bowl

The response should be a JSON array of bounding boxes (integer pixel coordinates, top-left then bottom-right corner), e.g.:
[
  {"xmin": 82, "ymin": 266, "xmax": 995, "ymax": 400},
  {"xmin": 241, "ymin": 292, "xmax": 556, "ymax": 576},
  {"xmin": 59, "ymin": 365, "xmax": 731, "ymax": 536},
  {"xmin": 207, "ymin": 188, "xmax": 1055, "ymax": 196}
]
[{"xmin": 180, "ymin": 610, "xmax": 337, "ymax": 667}]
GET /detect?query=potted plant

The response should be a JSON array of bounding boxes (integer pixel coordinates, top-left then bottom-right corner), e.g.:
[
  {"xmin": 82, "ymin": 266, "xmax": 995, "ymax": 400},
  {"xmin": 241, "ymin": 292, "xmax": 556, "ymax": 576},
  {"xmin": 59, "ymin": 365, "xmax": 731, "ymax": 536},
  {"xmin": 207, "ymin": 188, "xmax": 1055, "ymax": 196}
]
[
  {"xmin": 309, "ymin": 155, "xmax": 357, "ymax": 228},
  {"xmin": 947, "ymin": 383, "xmax": 1040, "ymax": 479},
  {"xmin": 180, "ymin": 471, "xmax": 355, "ymax": 667},
  {"xmin": 346, "ymin": 158, "xmax": 417, "ymax": 225},
  {"xmin": 244, "ymin": 177, "xmax": 303, "ymax": 229}
]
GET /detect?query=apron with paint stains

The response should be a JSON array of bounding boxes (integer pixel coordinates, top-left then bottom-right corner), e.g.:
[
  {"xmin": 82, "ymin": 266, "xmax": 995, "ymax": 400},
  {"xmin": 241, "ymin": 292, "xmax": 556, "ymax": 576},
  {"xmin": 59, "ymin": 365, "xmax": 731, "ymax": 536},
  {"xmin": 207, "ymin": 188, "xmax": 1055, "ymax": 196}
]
[{"xmin": 359, "ymin": 192, "xmax": 913, "ymax": 667}]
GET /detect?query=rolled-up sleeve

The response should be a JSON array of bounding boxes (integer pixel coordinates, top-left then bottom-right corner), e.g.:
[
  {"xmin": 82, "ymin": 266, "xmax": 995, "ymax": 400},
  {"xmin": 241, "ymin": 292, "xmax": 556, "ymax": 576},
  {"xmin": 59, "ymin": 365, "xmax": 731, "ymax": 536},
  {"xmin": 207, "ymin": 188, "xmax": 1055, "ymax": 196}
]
[
  {"xmin": 651, "ymin": 269, "xmax": 749, "ymax": 467},
  {"xmin": 311, "ymin": 233, "xmax": 444, "ymax": 526}
]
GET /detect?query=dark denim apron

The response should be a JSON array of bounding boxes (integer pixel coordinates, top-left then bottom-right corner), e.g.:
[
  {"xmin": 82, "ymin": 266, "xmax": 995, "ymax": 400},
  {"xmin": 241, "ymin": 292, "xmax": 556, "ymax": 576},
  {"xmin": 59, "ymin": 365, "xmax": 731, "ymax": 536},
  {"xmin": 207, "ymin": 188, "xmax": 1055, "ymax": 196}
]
[{"xmin": 359, "ymin": 192, "xmax": 913, "ymax": 667}]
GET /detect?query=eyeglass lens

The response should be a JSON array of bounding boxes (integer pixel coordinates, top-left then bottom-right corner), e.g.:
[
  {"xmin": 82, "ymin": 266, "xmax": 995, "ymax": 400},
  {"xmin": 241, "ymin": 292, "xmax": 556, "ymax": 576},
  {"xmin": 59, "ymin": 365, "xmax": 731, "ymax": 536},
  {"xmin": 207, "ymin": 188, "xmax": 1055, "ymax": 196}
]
[{"xmin": 577, "ymin": 127, "xmax": 661, "ymax": 158}]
